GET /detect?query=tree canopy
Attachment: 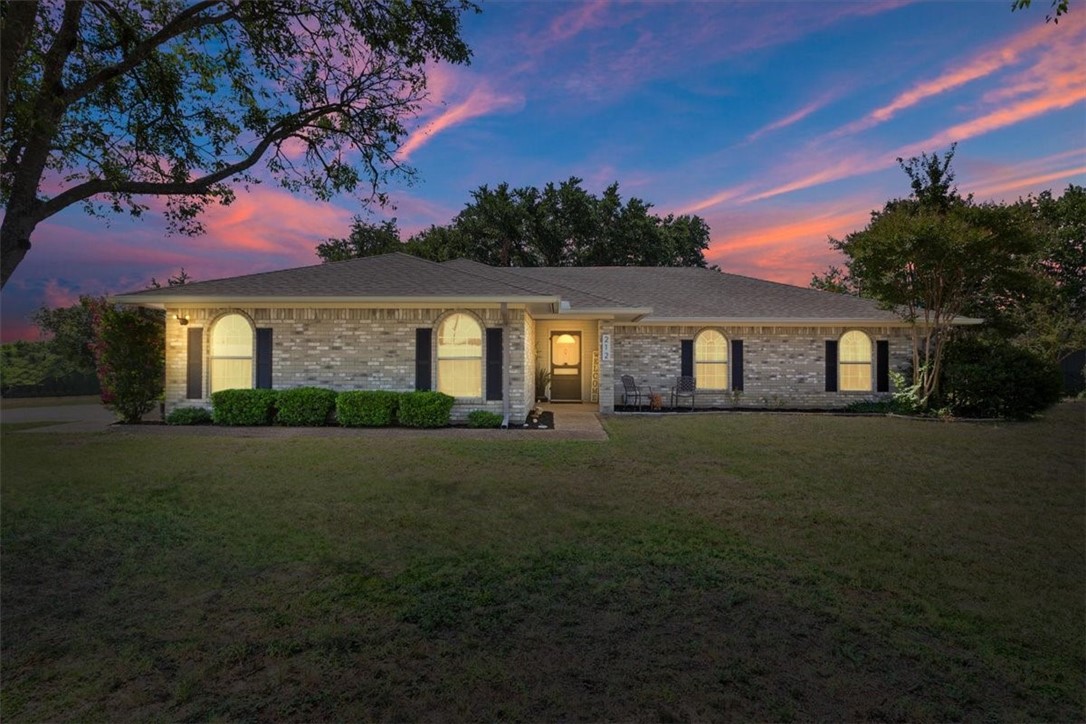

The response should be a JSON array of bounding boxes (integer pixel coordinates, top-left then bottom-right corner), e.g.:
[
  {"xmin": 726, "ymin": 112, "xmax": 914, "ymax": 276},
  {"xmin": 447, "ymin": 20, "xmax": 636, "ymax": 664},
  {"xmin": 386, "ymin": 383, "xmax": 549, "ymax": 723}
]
[
  {"xmin": 812, "ymin": 147, "xmax": 1045, "ymax": 407},
  {"xmin": 316, "ymin": 177, "xmax": 715, "ymax": 268},
  {"xmin": 0, "ymin": 0, "xmax": 477, "ymax": 288}
]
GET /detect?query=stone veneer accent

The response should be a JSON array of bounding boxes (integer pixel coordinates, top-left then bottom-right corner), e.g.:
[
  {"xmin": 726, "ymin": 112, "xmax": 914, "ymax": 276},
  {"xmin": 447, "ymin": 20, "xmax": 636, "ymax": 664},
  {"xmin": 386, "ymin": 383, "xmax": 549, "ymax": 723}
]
[
  {"xmin": 612, "ymin": 324, "xmax": 912, "ymax": 409},
  {"xmin": 165, "ymin": 306, "xmax": 529, "ymax": 423}
]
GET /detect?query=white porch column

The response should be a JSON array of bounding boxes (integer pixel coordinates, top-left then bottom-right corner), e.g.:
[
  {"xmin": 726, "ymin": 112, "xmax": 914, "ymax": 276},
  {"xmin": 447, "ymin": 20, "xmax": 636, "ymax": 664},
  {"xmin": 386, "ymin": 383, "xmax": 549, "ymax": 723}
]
[{"xmin": 597, "ymin": 320, "xmax": 614, "ymax": 413}]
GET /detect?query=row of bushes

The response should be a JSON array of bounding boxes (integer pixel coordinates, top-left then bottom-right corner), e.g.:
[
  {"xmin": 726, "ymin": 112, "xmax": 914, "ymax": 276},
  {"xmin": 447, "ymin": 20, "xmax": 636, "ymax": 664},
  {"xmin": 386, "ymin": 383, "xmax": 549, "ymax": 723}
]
[{"xmin": 165, "ymin": 388, "xmax": 502, "ymax": 428}]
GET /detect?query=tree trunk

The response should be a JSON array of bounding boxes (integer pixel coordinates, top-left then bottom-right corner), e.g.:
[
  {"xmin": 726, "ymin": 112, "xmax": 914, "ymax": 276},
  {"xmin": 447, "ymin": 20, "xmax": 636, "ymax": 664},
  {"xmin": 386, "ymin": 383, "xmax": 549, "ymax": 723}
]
[{"xmin": 0, "ymin": 210, "xmax": 37, "ymax": 288}]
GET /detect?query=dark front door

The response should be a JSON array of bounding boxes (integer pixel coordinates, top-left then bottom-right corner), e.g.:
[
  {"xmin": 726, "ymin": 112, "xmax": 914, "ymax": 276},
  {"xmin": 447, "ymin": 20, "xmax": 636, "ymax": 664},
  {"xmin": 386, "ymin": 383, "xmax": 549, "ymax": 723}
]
[{"xmin": 550, "ymin": 331, "xmax": 581, "ymax": 402}]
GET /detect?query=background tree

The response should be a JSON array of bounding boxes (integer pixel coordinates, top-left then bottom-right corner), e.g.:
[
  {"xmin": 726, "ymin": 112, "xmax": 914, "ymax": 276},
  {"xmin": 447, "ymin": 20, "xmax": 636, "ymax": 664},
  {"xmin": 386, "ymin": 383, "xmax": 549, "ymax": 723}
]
[
  {"xmin": 31, "ymin": 295, "xmax": 100, "ymax": 377},
  {"xmin": 0, "ymin": 0, "xmax": 477, "ymax": 287},
  {"xmin": 316, "ymin": 177, "xmax": 714, "ymax": 268},
  {"xmin": 1011, "ymin": 185, "xmax": 1086, "ymax": 365},
  {"xmin": 316, "ymin": 219, "xmax": 405, "ymax": 263}
]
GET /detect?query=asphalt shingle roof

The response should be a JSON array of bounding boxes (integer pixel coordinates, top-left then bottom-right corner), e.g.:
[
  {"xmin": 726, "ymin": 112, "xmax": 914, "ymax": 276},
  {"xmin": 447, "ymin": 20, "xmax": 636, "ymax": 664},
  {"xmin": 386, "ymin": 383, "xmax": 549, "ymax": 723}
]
[
  {"xmin": 491, "ymin": 265, "xmax": 902, "ymax": 321},
  {"xmin": 116, "ymin": 253, "xmax": 556, "ymax": 300},
  {"xmin": 116, "ymin": 252, "xmax": 903, "ymax": 322}
]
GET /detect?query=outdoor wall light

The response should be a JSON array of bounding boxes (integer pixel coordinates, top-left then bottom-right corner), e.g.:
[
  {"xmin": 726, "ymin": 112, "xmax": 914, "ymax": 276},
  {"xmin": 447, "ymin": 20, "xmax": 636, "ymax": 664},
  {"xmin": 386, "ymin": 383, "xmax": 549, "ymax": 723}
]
[{"xmin": 175, "ymin": 314, "xmax": 189, "ymax": 325}]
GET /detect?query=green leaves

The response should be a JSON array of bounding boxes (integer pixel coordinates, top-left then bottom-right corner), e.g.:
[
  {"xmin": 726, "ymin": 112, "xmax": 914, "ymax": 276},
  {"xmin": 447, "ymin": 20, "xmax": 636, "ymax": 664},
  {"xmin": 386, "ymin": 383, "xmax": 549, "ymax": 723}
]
[
  {"xmin": 316, "ymin": 177, "xmax": 714, "ymax": 268},
  {"xmin": 1, "ymin": 0, "xmax": 478, "ymax": 286}
]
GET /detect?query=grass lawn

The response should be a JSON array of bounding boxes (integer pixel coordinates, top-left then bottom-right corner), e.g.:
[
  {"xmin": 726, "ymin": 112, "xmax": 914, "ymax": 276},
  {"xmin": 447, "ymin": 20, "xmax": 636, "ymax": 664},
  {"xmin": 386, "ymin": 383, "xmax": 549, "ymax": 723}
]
[{"xmin": 2, "ymin": 403, "xmax": 1083, "ymax": 721}]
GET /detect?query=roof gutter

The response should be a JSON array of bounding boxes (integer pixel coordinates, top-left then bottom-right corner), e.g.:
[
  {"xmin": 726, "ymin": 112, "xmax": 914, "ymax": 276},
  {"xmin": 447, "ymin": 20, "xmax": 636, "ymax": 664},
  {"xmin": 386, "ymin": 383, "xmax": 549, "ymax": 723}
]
[
  {"xmin": 621, "ymin": 316, "xmax": 984, "ymax": 327},
  {"xmin": 110, "ymin": 294, "xmax": 561, "ymax": 307}
]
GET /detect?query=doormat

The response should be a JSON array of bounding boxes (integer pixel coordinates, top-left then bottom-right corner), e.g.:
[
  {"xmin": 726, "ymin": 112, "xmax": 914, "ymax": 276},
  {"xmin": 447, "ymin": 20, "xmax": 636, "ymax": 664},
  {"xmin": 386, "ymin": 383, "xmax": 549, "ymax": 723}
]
[{"xmin": 521, "ymin": 410, "xmax": 555, "ymax": 430}]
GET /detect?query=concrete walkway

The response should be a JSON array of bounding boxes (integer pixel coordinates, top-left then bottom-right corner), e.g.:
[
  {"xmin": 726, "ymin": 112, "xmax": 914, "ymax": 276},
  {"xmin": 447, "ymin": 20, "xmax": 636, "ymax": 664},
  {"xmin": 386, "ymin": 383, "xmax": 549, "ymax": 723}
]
[{"xmin": 2, "ymin": 399, "xmax": 609, "ymax": 441}]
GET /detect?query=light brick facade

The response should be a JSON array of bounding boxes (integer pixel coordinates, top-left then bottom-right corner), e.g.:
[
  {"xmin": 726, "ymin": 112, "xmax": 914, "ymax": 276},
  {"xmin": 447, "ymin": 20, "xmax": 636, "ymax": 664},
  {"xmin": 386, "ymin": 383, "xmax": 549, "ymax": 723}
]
[
  {"xmin": 612, "ymin": 324, "xmax": 912, "ymax": 409},
  {"xmin": 165, "ymin": 306, "xmax": 913, "ymax": 421},
  {"xmin": 166, "ymin": 305, "xmax": 530, "ymax": 423}
]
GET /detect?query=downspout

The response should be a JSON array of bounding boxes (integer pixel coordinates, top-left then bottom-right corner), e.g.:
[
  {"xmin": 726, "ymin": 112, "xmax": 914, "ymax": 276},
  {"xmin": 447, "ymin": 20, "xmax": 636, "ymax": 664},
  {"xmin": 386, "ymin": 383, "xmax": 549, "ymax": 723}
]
[{"xmin": 501, "ymin": 302, "xmax": 511, "ymax": 429}]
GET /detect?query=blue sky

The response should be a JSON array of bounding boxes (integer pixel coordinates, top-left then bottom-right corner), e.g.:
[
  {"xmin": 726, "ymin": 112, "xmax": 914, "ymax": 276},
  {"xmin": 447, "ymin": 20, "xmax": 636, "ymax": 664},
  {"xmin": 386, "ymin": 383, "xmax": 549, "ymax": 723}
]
[{"xmin": 2, "ymin": 0, "xmax": 1083, "ymax": 341}]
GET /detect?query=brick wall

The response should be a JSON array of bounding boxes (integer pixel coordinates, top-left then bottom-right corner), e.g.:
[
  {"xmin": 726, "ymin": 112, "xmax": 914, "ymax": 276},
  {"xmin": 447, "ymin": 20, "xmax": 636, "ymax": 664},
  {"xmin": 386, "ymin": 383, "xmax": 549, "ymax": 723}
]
[
  {"xmin": 165, "ymin": 306, "xmax": 529, "ymax": 423},
  {"xmin": 613, "ymin": 324, "xmax": 912, "ymax": 409}
]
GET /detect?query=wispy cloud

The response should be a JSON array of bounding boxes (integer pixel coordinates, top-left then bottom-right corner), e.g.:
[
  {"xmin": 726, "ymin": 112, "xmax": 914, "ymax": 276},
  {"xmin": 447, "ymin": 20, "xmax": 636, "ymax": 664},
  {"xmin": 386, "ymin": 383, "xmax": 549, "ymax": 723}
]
[
  {"xmin": 834, "ymin": 10, "xmax": 1084, "ymax": 138},
  {"xmin": 546, "ymin": 0, "xmax": 612, "ymax": 44},
  {"xmin": 746, "ymin": 95, "xmax": 834, "ymax": 143},
  {"xmin": 395, "ymin": 84, "xmax": 524, "ymax": 162}
]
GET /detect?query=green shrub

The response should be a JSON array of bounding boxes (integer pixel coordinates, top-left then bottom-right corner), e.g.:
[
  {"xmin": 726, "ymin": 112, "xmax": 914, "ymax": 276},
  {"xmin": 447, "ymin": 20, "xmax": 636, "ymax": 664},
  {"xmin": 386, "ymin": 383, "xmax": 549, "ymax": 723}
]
[
  {"xmin": 398, "ymin": 391, "xmax": 455, "ymax": 428},
  {"xmin": 276, "ymin": 387, "xmax": 337, "ymax": 426},
  {"xmin": 939, "ymin": 336, "xmax": 1063, "ymax": 420},
  {"xmin": 211, "ymin": 388, "xmax": 278, "ymax": 426},
  {"xmin": 89, "ymin": 301, "xmax": 165, "ymax": 423},
  {"xmin": 166, "ymin": 407, "xmax": 212, "ymax": 425},
  {"xmin": 337, "ymin": 390, "xmax": 402, "ymax": 427},
  {"xmin": 466, "ymin": 409, "xmax": 503, "ymax": 428}
]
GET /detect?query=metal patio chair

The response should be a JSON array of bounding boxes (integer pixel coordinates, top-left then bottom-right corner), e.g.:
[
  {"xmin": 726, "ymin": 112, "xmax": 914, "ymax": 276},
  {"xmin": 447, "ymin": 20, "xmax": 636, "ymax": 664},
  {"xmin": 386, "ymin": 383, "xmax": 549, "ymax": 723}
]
[
  {"xmin": 621, "ymin": 375, "xmax": 651, "ymax": 411},
  {"xmin": 671, "ymin": 375, "xmax": 696, "ymax": 409}
]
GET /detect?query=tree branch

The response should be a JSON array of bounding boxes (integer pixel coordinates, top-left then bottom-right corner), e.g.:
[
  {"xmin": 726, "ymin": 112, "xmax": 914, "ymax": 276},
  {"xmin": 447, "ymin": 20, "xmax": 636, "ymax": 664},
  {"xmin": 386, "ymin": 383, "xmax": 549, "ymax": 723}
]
[
  {"xmin": 0, "ymin": 0, "xmax": 40, "ymax": 126},
  {"xmin": 63, "ymin": 0, "xmax": 235, "ymax": 105},
  {"xmin": 36, "ymin": 103, "xmax": 340, "ymax": 220}
]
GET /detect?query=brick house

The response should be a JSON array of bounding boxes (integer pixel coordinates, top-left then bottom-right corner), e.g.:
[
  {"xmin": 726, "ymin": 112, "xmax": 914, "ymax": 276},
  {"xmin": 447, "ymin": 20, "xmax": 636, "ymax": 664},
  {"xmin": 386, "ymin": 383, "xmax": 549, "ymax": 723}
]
[{"xmin": 114, "ymin": 253, "xmax": 967, "ymax": 422}]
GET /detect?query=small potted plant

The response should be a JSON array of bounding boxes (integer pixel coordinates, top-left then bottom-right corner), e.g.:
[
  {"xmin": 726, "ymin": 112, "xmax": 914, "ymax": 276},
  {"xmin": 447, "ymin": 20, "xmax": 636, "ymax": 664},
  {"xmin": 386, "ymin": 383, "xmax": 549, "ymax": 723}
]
[{"xmin": 535, "ymin": 367, "xmax": 552, "ymax": 402}]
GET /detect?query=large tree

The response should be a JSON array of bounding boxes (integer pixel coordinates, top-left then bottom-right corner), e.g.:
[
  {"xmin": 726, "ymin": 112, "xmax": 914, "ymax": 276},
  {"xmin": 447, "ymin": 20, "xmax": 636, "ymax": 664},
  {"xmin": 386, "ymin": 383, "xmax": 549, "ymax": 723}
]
[
  {"xmin": 316, "ymin": 177, "xmax": 714, "ymax": 268},
  {"xmin": 0, "ymin": 0, "xmax": 476, "ymax": 288},
  {"xmin": 816, "ymin": 148, "xmax": 1037, "ymax": 407}
]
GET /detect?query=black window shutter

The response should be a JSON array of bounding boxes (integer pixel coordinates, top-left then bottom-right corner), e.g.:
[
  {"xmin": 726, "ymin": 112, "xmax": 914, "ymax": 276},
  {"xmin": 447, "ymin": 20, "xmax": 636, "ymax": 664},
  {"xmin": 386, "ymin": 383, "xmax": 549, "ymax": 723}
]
[
  {"xmin": 680, "ymin": 339, "xmax": 694, "ymax": 377},
  {"xmin": 876, "ymin": 340, "xmax": 890, "ymax": 392},
  {"xmin": 255, "ymin": 328, "xmax": 273, "ymax": 389},
  {"xmin": 186, "ymin": 328, "xmax": 203, "ymax": 399},
  {"xmin": 731, "ymin": 339, "xmax": 744, "ymax": 391},
  {"xmin": 415, "ymin": 328, "xmax": 432, "ymax": 391},
  {"xmin": 486, "ymin": 328, "xmax": 503, "ymax": 400},
  {"xmin": 825, "ymin": 340, "xmax": 839, "ymax": 392}
]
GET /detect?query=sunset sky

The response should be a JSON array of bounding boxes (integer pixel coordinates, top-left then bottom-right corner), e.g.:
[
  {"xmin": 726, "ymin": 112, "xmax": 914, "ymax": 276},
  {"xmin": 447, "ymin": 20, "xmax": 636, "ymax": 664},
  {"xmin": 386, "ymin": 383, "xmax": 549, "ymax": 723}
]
[{"xmin": 2, "ymin": 0, "xmax": 1084, "ymax": 341}]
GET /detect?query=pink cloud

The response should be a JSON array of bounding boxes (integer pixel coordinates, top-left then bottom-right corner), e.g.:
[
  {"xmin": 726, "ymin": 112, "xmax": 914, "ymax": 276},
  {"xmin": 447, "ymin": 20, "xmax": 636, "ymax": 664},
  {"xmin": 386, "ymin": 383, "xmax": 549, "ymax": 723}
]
[
  {"xmin": 395, "ymin": 83, "xmax": 524, "ymax": 162},
  {"xmin": 746, "ymin": 95, "xmax": 834, "ymax": 143},
  {"xmin": 834, "ymin": 10, "xmax": 1084, "ymax": 138},
  {"xmin": 547, "ymin": 0, "xmax": 611, "ymax": 44},
  {"xmin": 41, "ymin": 278, "xmax": 85, "ymax": 309}
]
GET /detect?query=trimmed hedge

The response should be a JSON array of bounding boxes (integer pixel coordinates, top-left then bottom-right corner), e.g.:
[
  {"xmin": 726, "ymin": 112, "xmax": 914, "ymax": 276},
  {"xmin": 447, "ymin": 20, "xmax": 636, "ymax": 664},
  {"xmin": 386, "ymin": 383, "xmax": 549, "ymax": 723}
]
[
  {"xmin": 211, "ymin": 389, "xmax": 278, "ymax": 426},
  {"xmin": 166, "ymin": 407, "xmax": 212, "ymax": 425},
  {"xmin": 337, "ymin": 390, "xmax": 401, "ymax": 427},
  {"xmin": 467, "ymin": 409, "xmax": 503, "ymax": 428},
  {"xmin": 276, "ymin": 387, "xmax": 337, "ymax": 426},
  {"xmin": 398, "ymin": 391, "xmax": 455, "ymax": 428}
]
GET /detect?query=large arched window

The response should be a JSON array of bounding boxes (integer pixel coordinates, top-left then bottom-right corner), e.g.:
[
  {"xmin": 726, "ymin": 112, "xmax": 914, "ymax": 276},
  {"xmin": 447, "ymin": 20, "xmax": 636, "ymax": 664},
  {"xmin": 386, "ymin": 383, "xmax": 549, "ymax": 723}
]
[
  {"xmin": 437, "ymin": 312, "xmax": 482, "ymax": 398},
  {"xmin": 839, "ymin": 330, "xmax": 872, "ymax": 391},
  {"xmin": 695, "ymin": 329, "xmax": 728, "ymax": 390},
  {"xmin": 210, "ymin": 313, "xmax": 254, "ymax": 393}
]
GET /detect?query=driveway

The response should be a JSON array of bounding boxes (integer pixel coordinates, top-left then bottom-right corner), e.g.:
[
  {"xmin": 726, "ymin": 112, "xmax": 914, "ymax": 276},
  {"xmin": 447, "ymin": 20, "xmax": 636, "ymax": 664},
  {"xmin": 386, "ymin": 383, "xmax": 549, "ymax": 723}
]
[{"xmin": 0, "ymin": 399, "xmax": 119, "ymax": 432}]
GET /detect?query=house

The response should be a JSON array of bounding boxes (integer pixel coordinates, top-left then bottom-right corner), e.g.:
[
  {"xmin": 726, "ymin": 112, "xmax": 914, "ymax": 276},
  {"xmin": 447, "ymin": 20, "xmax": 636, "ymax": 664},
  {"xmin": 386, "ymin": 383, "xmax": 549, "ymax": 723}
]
[{"xmin": 114, "ymin": 252, "xmax": 968, "ymax": 422}]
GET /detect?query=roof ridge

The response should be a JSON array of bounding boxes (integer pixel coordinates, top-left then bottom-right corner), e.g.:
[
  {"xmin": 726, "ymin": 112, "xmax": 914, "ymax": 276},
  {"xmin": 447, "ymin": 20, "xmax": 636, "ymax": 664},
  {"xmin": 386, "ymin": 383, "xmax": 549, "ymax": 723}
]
[
  {"xmin": 436, "ymin": 258, "xmax": 569, "ymax": 299},
  {"xmin": 475, "ymin": 263, "xmax": 643, "ymax": 308}
]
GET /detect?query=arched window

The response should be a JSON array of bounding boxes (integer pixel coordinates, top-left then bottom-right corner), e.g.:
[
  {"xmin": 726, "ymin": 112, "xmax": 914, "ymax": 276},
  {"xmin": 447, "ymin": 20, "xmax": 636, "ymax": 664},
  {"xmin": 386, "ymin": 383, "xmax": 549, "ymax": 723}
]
[
  {"xmin": 695, "ymin": 329, "xmax": 728, "ymax": 390},
  {"xmin": 437, "ymin": 312, "xmax": 482, "ymax": 398},
  {"xmin": 839, "ymin": 330, "xmax": 872, "ymax": 391},
  {"xmin": 210, "ymin": 313, "xmax": 253, "ymax": 393}
]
